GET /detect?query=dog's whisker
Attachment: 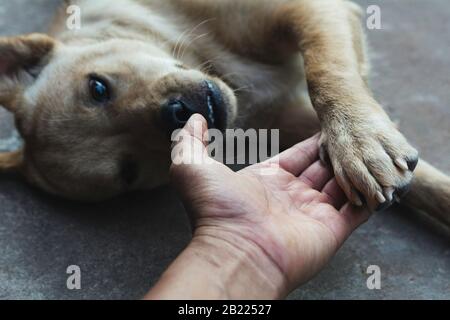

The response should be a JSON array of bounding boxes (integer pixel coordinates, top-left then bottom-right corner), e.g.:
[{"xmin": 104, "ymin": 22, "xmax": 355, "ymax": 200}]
[
  {"xmin": 194, "ymin": 53, "xmax": 232, "ymax": 75},
  {"xmin": 196, "ymin": 60, "xmax": 214, "ymax": 72},
  {"xmin": 195, "ymin": 56, "xmax": 222, "ymax": 72},
  {"xmin": 179, "ymin": 32, "xmax": 210, "ymax": 60},
  {"xmin": 233, "ymin": 86, "xmax": 253, "ymax": 93},
  {"xmin": 220, "ymin": 72, "xmax": 237, "ymax": 79},
  {"xmin": 175, "ymin": 18, "xmax": 215, "ymax": 60},
  {"xmin": 172, "ymin": 25, "xmax": 193, "ymax": 60},
  {"xmin": 220, "ymin": 72, "xmax": 245, "ymax": 81},
  {"xmin": 172, "ymin": 35, "xmax": 186, "ymax": 60}
]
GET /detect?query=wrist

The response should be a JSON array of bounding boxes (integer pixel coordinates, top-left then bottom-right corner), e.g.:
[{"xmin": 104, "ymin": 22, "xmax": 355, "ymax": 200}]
[
  {"xmin": 190, "ymin": 230, "xmax": 289, "ymax": 299},
  {"xmin": 146, "ymin": 227, "xmax": 289, "ymax": 300}
]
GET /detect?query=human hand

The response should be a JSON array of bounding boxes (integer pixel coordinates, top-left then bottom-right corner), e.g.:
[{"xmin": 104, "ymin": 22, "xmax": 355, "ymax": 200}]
[{"xmin": 147, "ymin": 115, "xmax": 370, "ymax": 300}]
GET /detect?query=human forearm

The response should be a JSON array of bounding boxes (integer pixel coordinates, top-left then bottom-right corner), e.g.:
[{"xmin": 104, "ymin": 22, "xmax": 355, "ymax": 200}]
[{"xmin": 144, "ymin": 231, "xmax": 288, "ymax": 300}]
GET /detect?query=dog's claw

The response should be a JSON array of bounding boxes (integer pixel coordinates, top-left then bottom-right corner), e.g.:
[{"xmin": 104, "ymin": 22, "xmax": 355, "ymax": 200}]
[
  {"xmin": 375, "ymin": 190, "xmax": 395, "ymax": 212},
  {"xmin": 384, "ymin": 187, "xmax": 395, "ymax": 202},
  {"xmin": 376, "ymin": 191, "xmax": 386, "ymax": 204},
  {"xmin": 376, "ymin": 199, "xmax": 393, "ymax": 212},
  {"xmin": 407, "ymin": 157, "xmax": 419, "ymax": 172},
  {"xmin": 395, "ymin": 158, "xmax": 409, "ymax": 171},
  {"xmin": 351, "ymin": 189, "xmax": 364, "ymax": 207}
]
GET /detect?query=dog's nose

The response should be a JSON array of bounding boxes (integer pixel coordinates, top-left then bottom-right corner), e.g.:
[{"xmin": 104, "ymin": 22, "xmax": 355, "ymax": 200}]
[{"xmin": 162, "ymin": 80, "xmax": 226, "ymax": 131}]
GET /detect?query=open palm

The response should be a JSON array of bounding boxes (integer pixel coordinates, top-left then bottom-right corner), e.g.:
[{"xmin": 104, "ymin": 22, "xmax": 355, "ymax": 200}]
[{"xmin": 171, "ymin": 115, "xmax": 370, "ymax": 291}]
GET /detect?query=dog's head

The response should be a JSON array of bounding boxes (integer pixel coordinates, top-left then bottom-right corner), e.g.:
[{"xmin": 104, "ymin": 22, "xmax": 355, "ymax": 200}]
[{"xmin": 0, "ymin": 34, "xmax": 237, "ymax": 201}]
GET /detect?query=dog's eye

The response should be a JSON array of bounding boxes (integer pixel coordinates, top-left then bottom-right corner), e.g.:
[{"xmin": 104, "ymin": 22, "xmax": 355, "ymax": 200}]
[{"xmin": 89, "ymin": 77, "xmax": 110, "ymax": 103}]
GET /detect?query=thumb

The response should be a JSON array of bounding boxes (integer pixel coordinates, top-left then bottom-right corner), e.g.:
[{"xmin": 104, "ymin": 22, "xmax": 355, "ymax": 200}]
[
  {"xmin": 170, "ymin": 113, "xmax": 231, "ymax": 192},
  {"xmin": 170, "ymin": 114, "xmax": 210, "ymax": 168},
  {"xmin": 169, "ymin": 114, "xmax": 219, "ymax": 224}
]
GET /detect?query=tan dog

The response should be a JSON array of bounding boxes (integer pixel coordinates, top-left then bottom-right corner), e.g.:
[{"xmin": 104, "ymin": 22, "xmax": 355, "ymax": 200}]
[{"xmin": 0, "ymin": 0, "xmax": 449, "ymax": 226}]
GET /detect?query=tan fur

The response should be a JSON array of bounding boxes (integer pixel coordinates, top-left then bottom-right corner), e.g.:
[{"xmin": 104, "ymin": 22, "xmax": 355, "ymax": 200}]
[
  {"xmin": 405, "ymin": 161, "xmax": 450, "ymax": 226},
  {"xmin": 0, "ymin": 150, "xmax": 23, "ymax": 173},
  {"xmin": 0, "ymin": 0, "xmax": 448, "ymax": 225}
]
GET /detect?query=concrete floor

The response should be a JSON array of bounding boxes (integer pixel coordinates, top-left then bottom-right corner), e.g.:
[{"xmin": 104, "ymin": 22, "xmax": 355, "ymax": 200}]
[{"xmin": 0, "ymin": 0, "xmax": 449, "ymax": 300}]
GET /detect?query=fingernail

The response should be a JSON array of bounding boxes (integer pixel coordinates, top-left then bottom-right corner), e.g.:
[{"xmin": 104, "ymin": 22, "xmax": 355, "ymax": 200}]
[
  {"xmin": 395, "ymin": 158, "xmax": 409, "ymax": 171},
  {"xmin": 376, "ymin": 191, "xmax": 386, "ymax": 203}
]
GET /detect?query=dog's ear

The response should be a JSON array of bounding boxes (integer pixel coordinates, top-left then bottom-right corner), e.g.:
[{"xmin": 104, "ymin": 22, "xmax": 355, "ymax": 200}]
[
  {"xmin": 0, "ymin": 33, "xmax": 57, "ymax": 113},
  {"xmin": 0, "ymin": 150, "xmax": 24, "ymax": 173}
]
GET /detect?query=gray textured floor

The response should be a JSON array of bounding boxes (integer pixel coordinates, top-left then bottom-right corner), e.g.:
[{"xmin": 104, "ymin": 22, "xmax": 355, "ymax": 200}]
[{"xmin": 0, "ymin": 0, "xmax": 449, "ymax": 300}]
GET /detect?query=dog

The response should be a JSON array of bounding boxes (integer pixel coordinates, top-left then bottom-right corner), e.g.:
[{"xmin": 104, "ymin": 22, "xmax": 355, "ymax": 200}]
[{"xmin": 0, "ymin": 0, "xmax": 449, "ymax": 226}]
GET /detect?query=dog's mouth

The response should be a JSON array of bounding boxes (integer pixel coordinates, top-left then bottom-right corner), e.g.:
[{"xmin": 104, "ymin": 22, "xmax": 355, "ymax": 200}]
[
  {"xmin": 204, "ymin": 80, "xmax": 228, "ymax": 131},
  {"xmin": 162, "ymin": 80, "xmax": 229, "ymax": 132}
]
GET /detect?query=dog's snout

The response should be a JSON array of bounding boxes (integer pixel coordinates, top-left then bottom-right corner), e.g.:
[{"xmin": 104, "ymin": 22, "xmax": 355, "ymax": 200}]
[{"xmin": 162, "ymin": 80, "xmax": 227, "ymax": 131}]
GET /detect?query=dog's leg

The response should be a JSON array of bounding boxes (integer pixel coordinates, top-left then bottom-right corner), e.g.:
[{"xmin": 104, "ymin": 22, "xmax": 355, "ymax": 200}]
[
  {"xmin": 173, "ymin": 0, "xmax": 410, "ymax": 210},
  {"xmin": 275, "ymin": 1, "xmax": 450, "ymax": 223},
  {"xmin": 171, "ymin": 0, "xmax": 448, "ymax": 219},
  {"xmin": 269, "ymin": 0, "xmax": 421, "ymax": 211},
  {"xmin": 403, "ymin": 161, "xmax": 450, "ymax": 227}
]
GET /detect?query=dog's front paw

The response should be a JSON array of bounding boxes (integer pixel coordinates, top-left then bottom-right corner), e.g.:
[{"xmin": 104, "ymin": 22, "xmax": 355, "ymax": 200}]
[{"xmin": 320, "ymin": 113, "xmax": 419, "ymax": 211}]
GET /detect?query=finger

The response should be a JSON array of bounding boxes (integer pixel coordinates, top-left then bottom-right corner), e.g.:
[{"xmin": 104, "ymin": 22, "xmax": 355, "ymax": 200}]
[
  {"xmin": 299, "ymin": 160, "xmax": 333, "ymax": 191},
  {"xmin": 169, "ymin": 115, "xmax": 221, "ymax": 208},
  {"xmin": 265, "ymin": 134, "xmax": 320, "ymax": 176},
  {"xmin": 321, "ymin": 178, "xmax": 347, "ymax": 209},
  {"xmin": 335, "ymin": 203, "xmax": 371, "ymax": 245},
  {"xmin": 171, "ymin": 114, "xmax": 210, "ymax": 166},
  {"xmin": 171, "ymin": 113, "xmax": 208, "ymax": 149}
]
